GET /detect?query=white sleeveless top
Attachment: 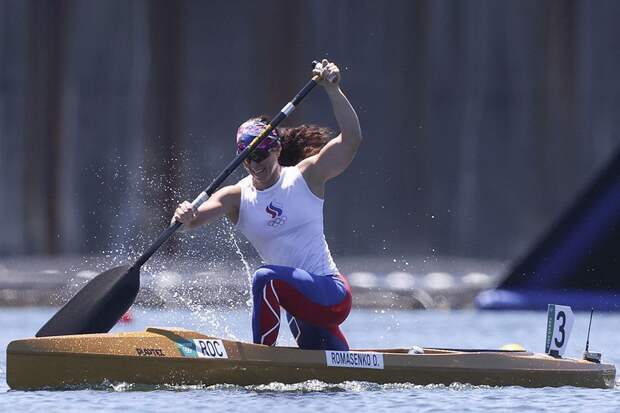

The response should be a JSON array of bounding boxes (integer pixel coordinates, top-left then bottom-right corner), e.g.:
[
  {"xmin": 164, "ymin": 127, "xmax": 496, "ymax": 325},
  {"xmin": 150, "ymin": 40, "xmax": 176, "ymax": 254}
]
[{"xmin": 235, "ymin": 166, "xmax": 339, "ymax": 276}]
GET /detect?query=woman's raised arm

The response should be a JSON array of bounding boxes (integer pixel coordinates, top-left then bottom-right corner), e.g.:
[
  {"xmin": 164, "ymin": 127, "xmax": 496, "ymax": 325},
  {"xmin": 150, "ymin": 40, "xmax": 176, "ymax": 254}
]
[{"xmin": 300, "ymin": 59, "xmax": 362, "ymax": 183}]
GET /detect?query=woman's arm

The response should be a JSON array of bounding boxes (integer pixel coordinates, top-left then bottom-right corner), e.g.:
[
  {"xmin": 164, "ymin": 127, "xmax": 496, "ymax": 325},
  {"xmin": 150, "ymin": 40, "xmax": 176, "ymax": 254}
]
[
  {"xmin": 172, "ymin": 185, "xmax": 240, "ymax": 229},
  {"xmin": 299, "ymin": 60, "xmax": 362, "ymax": 184}
]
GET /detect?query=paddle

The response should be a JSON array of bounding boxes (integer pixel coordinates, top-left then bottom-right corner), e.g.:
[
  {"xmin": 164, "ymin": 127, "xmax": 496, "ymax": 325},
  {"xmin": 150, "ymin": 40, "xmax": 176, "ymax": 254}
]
[{"xmin": 36, "ymin": 62, "xmax": 323, "ymax": 337}]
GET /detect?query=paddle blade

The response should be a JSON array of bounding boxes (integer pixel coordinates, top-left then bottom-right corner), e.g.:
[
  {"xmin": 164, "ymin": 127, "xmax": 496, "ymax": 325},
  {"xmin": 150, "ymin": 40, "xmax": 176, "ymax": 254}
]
[{"xmin": 36, "ymin": 265, "xmax": 140, "ymax": 337}]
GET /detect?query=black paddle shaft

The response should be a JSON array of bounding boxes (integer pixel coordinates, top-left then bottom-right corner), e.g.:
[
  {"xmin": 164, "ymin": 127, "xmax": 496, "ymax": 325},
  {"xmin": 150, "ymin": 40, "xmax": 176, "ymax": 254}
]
[{"xmin": 131, "ymin": 70, "xmax": 321, "ymax": 270}]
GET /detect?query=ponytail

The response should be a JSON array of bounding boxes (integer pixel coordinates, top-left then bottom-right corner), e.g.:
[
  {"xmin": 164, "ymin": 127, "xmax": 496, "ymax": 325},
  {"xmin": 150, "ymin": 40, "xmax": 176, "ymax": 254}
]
[
  {"xmin": 245, "ymin": 115, "xmax": 333, "ymax": 166},
  {"xmin": 277, "ymin": 124, "xmax": 333, "ymax": 166}
]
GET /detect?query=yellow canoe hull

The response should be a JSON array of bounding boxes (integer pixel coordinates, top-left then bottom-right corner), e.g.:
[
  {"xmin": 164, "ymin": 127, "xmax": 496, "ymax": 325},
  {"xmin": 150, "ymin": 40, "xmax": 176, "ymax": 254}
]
[{"xmin": 6, "ymin": 327, "xmax": 616, "ymax": 390}]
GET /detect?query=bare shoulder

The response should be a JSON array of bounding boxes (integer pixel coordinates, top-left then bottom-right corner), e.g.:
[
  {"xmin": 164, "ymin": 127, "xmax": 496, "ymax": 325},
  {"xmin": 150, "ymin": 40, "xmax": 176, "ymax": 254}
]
[
  {"xmin": 296, "ymin": 156, "xmax": 325, "ymax": 199},
  {"xmin": 296, "ymin": 154, "xmax": 319, "ymax": 182},
  {"xmin": 296, "ymin": 154, "xmax": 317, "ymax": 174},
  {"xmin": 212, "ymin": 185, "xmax": 241, "ymax": 223}
]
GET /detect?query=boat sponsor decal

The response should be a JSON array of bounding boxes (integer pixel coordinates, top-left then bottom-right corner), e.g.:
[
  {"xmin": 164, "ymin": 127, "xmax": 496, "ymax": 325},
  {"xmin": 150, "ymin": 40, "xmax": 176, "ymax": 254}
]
[
  {"xmin": 175, "ymin": 339, "xmax": 229, "ymax": 359},
  {"xmin": 136, "ymin": 347, "xmax": 166, "ymax": 357},
  {"xmin": 325, "ymin": 351, "xmax": 384, "ymax": 370}
]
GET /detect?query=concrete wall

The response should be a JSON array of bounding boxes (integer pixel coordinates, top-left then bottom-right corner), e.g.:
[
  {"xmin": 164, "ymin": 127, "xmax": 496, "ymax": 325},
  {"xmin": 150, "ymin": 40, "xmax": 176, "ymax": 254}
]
[{"xmin": 1, "ymin": 0, "xmax": 619, "ymax": 260}]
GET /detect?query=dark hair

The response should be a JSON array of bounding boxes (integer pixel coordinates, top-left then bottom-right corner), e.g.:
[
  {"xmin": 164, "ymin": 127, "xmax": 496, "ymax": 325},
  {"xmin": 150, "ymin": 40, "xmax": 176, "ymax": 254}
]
[{"xmin": 251, "ymin": 115, "xmax": 333, "ymax": 166}]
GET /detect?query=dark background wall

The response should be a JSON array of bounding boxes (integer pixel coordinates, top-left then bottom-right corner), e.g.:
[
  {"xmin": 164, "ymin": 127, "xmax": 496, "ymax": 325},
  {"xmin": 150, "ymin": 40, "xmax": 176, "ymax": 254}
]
[{"xmin": 1, "ymin": 0, "xmax": 619, "ymax": 262}]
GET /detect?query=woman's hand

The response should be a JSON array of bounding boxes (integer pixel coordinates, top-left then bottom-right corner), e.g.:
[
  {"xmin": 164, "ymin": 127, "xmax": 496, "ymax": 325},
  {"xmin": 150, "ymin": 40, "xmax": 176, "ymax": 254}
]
[
  {"xmin": 312, "ymin": 59, "xmax": 341, "ymax": 88},
  {"xmin": 172, "ymin": 201, "xmax": 196, "ymax": 225}
]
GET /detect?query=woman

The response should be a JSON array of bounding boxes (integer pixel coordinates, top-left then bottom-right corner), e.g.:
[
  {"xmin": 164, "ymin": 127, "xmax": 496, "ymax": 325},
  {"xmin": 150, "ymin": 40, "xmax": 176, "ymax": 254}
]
[{"xmin": 173, "ymin": 59, "xmax": 362, "ymax": 350}]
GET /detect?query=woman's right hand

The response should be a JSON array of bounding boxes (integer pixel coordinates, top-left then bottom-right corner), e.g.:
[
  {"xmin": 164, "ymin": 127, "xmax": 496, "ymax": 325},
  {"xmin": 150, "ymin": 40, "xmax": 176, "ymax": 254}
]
[
  {"xmin": 172, "ymin": 201, "xmax": 196, "ymax": 225},
  {"xmin": 312, "ymin": 59, "xmax": 341, "ymax": 89}
]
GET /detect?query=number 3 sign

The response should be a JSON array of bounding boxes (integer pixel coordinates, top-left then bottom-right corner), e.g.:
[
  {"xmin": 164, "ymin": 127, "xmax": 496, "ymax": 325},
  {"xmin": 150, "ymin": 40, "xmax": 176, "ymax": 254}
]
[{"xmin": 545, "ymin": 304, "xmax": 575, "ymax": 357}]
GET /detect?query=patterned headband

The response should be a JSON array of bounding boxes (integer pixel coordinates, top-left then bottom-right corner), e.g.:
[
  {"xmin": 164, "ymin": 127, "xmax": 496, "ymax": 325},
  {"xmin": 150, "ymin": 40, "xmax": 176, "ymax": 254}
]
[{"xmin": 235, "ymin": 119, "xmax": 280, "ymax": 151}]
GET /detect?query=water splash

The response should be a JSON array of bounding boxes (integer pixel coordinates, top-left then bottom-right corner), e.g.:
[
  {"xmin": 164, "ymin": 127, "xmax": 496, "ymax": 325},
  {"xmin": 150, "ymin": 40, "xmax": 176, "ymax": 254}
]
[
  {"xmin": 92, "ymin": 380, "xmax": 497, "ymax": 393},
  {"xmin": 174, "ymin": 293, "xmax": 239, "ymax": 339},
  {"xmin": 229, "ymin": 230, "xmax": 254, "ymax": 310},
  {"xmin": 61, "ymin": 151, "xmax": 259, "ymax": 331}
]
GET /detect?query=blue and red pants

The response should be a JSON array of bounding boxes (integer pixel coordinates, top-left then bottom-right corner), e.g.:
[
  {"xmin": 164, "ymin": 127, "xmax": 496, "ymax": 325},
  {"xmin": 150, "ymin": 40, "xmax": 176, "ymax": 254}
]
[{"xmin": 251, "ymin": 264, "xmax": 352, "ymax": 350}]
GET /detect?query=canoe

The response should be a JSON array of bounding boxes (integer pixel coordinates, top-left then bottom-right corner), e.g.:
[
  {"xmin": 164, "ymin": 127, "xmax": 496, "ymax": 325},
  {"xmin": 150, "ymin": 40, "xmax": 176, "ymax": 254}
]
[{"xmin": 6, "ymin": 326, "xmax": 616, "ymax": 390}]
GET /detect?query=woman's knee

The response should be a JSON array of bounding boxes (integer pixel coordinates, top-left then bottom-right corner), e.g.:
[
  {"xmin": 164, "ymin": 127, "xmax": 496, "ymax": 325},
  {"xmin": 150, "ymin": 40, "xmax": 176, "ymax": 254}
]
[{"xmin": 251, "ymin": 266, "xmax": 278, "ymax": 295}]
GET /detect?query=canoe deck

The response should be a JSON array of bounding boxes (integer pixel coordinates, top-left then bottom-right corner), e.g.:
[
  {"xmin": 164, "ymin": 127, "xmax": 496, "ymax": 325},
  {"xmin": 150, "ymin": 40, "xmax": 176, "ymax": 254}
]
[{"xmin": 6, "ymin": 327, "xmax": 616, "ymax": 390}]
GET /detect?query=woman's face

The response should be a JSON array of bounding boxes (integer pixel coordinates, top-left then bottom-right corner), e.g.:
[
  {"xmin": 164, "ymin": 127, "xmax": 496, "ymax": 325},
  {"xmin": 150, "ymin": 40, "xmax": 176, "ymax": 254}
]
[{"xmin": 243, "ymin": 146, "xmax": 281, "ymax": 183}]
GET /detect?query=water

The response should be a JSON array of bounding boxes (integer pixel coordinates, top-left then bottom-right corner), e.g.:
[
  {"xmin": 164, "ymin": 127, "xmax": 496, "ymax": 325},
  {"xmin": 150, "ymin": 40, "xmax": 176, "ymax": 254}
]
[{"xmin": 2, "ymin": 307, "xmax": 620, "ymax": 412}]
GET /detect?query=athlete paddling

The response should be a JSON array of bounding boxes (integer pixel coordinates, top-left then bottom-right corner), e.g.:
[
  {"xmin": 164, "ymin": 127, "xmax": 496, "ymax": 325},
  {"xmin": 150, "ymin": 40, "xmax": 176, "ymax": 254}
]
[{"xmin": 173, "ymin": 60, "xmax": 362, "ymax": 350}]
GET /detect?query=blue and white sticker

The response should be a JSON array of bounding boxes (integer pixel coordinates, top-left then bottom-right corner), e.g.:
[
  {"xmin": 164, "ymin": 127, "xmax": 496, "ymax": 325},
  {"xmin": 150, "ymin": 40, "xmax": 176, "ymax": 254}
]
[
  {"xmin": 325, "ymin": 351, "xmax": 384, "ymax": 369},
  {"xmin": 176, "ymin": 339, "xmax": 198, "ymax": 357}
]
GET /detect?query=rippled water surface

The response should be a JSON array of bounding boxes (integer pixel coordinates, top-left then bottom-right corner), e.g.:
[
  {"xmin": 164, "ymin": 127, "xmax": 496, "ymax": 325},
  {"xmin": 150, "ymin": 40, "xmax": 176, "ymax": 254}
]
[{"xmin": 2, "ymin": 307, "xmax": 620, "ymax": 412}]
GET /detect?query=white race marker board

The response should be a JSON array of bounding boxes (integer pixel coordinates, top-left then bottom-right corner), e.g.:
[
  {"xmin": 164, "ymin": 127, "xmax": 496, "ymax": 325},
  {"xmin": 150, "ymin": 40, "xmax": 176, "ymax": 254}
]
[{"xmin": 545, "ymin": 304, "xmax": 574, "ymax": 357}]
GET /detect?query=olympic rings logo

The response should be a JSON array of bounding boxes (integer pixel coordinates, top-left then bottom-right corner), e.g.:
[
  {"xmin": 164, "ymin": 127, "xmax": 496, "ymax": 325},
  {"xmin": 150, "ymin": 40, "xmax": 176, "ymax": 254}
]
[{"xmin": 267, "ymin": 216, "xmax": 287, "ymax": 227}]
